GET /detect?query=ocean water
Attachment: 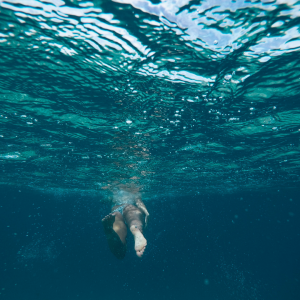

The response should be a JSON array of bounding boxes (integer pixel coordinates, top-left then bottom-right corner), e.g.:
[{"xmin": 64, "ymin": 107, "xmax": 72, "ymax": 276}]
[{"xmin": 0, "ymin": 0, "xmax": 299, "ymax": 299}]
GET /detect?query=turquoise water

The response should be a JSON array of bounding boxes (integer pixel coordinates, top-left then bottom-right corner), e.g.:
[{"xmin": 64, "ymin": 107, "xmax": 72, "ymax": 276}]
[
  {"xmin": 0, "ymin": 2, "xmax": 300, "ymax": 299},
  {"xmin": 1, "ymin": 0, "xmax": 300, "ymax": 198}
]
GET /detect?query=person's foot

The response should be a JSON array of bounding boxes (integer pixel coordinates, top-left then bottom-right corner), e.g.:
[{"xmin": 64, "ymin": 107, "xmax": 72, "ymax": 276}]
[
  {"xmin": 102, "ymin": 213, "xmax": 127, "ymax": 260},
  {"xmin": 130, "ymin": 225, "xmax": 147, "ymax": 257}
]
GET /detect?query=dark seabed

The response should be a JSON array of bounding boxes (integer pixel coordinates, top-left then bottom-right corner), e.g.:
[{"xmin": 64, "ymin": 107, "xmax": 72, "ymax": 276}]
[{"xmin": 0, "ymin": 0, "xmax": 300, "ymax": 299}]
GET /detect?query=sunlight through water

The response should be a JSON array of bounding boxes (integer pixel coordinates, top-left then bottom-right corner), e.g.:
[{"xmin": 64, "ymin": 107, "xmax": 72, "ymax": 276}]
[{"xmin": 0, "ymin": 0, "xmax": 300, "ymax": 198}]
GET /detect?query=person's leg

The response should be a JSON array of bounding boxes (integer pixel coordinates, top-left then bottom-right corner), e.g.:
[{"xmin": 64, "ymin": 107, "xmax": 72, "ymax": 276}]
[
  {"xmin": 102, "ymin": 208, "xmax": 127, "ymax": 259},
  {"xmin": 123, "ymin": 205, "xmax": 147, "ymax": 257}
]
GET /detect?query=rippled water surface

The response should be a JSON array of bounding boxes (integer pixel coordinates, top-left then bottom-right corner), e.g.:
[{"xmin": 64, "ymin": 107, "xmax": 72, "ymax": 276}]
[{"xmin": 1, "ymin": 0, "xmax": 300, "ymax": 198}]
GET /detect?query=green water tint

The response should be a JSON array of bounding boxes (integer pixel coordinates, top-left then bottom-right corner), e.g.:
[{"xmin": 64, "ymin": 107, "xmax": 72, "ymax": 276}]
[{"xmin": 0, "ymin": 0, "xmax": 300, "ymax": 197}]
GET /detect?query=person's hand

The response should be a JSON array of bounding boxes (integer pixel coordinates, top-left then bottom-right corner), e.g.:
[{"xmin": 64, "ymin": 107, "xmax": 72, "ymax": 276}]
[
  {"xmin": 138, "ymin": 205, "xmax": 149, "ymax": 228},
  {"xmin": 136, "ymin": 198, "xmax": 149, "ymax": 228},
  {"xmin": 144, "ymin": 211, "xmax": 149, "ymax": 228}
]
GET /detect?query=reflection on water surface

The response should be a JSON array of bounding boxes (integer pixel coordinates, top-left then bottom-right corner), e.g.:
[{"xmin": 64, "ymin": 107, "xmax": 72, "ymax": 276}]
[{"xmin": 0, "ymin": 0, "xmax": 300, "ymax": 197}]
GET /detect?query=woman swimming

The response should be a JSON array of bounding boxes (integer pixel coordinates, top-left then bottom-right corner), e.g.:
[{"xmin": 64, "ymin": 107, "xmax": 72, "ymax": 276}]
[{"xmin": 102, "ymin": 188, "xmax": 149, "ymax": 259}]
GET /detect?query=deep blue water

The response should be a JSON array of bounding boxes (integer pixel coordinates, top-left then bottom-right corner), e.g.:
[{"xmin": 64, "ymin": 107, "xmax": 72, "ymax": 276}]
[
  {"xmin": 1, "ymin": 0, "xmax": 300, "ymax": 299},
  {"xmin": 1, "ymin": 186, "xmax": 299, "ymax": 300}
]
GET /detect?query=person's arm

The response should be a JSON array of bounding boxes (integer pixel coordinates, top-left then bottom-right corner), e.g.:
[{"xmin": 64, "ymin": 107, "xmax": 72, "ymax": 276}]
[{"xmin": 135, "ymin": 198, "xmax": 149, "ymax": 228}]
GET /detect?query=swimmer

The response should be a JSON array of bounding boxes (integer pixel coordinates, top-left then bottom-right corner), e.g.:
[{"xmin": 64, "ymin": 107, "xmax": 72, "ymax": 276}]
[{"xmin": 102, "ymin": 190, "xmax": 149, "ymax": 259}]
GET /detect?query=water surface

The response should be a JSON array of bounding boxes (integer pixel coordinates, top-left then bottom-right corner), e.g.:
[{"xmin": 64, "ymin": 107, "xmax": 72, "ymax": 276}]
[{"xmin": 0, "ymin": 0, "xmax": 300, "ymax": 198}]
